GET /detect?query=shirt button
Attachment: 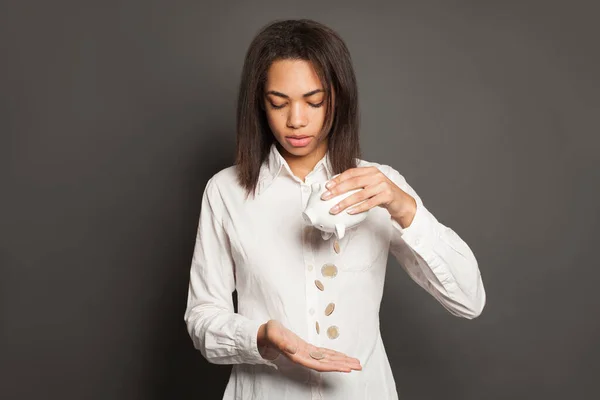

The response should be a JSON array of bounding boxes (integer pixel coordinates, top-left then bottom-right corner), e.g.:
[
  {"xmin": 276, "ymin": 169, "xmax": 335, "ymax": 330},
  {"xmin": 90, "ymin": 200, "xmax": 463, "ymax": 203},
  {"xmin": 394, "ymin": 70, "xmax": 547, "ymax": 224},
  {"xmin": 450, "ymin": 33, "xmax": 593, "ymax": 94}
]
[
  {"xmin": 302, "ymin": 185, "xmax": 310, "ymax": 193},
  {"xmin": 415, "ymin": 237, "xmax": 421, "ymax": 246},
  {"xmin": 307, "ymin": 264, "xmax": 314, "ymax": 271},
  {"xmin": 309, "ymin": 308, "xmax": 315, "ymax": 315}
]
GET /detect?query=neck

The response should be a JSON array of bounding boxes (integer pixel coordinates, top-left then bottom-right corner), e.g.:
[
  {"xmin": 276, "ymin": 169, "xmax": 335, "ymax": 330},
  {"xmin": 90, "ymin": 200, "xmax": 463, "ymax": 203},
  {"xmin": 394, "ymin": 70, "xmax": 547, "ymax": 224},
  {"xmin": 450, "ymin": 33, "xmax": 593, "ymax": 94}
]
[{"xmin": 277, "ymin": 138, "xmax": 329, "ymax": 182}]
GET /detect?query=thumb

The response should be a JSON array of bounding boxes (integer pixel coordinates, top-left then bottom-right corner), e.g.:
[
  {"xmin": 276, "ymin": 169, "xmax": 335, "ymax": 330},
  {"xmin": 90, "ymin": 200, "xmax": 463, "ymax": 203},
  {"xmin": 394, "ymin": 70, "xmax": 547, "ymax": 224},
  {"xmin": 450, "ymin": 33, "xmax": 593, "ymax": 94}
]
[
  {"xmin": 279, "ymin": 333, "xmax": 298, "ymax": 354},
  {"xmin": 284, "ymin": 341, "xmax": 298, "ymax": 355},
  {"xmin": 269, "ymin": 321, "xmax": 298, "ymax": 354}
]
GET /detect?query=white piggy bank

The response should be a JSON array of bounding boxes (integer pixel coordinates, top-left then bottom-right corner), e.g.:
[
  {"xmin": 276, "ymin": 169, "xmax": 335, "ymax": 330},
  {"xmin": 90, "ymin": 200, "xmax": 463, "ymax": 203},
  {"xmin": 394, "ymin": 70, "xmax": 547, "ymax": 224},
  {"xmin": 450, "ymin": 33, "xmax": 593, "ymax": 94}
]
[{"xmin": 301, "ymin": 180, "xmax": 369, "ymax": 240}]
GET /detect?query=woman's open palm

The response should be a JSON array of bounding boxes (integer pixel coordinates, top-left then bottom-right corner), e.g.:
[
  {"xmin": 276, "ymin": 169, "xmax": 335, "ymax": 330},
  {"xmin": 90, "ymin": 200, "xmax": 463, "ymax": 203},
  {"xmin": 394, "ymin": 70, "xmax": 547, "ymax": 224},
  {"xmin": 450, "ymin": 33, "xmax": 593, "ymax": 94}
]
[{"xmin": 260, "ymin": 320, "xmax": 362, "ymax": 373}]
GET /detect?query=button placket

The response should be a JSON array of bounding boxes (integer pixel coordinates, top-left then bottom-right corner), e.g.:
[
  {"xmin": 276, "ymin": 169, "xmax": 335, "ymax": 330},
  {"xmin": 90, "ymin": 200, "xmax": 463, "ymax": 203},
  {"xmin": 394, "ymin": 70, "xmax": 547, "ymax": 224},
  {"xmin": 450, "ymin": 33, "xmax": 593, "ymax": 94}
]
[
  {"xmin": 310, "ymin": 371, "xmax": 323, "ymax": 400},
  {"xmin": 310, "ymin": 382, "xmax": 323, "ymax": 400},
  {"xmin": 301, "ymin": 207, "xmax": 319, "ymax": 345},
  {"xmin": 303, "ymin": 177, "xmax": 323, "ymax": 400}
]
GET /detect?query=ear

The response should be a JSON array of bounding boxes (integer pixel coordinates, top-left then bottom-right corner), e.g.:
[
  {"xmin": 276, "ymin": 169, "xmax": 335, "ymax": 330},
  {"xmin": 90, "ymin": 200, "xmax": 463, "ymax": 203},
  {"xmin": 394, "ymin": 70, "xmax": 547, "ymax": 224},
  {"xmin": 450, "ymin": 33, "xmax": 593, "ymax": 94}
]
[{"xmin": 335, "ymin": 224, "xmax": 346, "ymax": 239}]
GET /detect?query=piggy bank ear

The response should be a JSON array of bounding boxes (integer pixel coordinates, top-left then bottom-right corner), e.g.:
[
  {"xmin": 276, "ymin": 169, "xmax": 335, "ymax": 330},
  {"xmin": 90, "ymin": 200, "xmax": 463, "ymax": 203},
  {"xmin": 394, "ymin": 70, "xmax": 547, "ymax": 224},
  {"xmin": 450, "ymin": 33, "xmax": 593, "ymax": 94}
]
[
  {"xmin": 311, "ymin": 182, "xmax": 321, "ymax": 192},
  {"xmin": 335, "ymin": 224, "xmax": 346, "ymax": 239}
]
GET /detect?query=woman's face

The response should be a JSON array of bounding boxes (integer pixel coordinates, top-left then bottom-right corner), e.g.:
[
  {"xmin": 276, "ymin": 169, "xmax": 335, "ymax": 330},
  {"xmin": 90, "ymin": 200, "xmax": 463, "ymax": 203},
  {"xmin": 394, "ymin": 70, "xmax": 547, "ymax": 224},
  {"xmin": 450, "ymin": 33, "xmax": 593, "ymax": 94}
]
[{"xmin": 263, "ymin": 59, "xmax": 333, "ymax": 159}]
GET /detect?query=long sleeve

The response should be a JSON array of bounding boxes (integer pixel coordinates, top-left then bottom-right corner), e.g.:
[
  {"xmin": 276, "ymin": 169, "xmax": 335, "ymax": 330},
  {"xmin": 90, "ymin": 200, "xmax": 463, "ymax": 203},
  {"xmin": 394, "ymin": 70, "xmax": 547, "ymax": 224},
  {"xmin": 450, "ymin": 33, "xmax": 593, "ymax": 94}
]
[
  {"xmin": 386, "ymin": 166, "xmax": 486, "ymax": 319},
  {"xmin": 183, "ymin": 177, "xmax": 277, "ymax": 368}
]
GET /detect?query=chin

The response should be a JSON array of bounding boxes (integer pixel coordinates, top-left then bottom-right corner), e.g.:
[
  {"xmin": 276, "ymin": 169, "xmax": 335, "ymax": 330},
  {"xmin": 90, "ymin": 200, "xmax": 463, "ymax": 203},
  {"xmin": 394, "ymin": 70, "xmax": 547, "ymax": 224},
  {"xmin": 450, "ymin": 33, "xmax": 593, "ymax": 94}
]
[
  {"xmin": 281, "ymin": 143, "xmax": 316, "ymax": 157},
  {"xmin": 274, "ymin": 133, "xmax": 326, "ymax": 157}
]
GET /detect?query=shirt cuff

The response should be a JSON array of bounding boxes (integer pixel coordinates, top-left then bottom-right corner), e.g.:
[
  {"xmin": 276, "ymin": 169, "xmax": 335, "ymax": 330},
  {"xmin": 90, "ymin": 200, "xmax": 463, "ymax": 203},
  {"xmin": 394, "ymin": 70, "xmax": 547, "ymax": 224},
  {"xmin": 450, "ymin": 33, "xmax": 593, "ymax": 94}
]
[
  {"xmin": 391, "ymin": 200, "xmax": 439, "ymax": 255},
  {"xmin": 234, "ymin": 318, "xmax": 279, "ymax": 369}
]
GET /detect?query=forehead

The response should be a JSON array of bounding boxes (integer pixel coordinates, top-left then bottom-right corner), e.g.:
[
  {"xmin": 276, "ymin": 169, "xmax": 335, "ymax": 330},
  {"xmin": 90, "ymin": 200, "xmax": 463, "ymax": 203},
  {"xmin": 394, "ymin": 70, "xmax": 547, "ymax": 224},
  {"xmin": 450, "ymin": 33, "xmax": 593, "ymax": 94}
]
[{"xmin": 265, "ymin": 59, "xmax": 323, "ymax": 94}]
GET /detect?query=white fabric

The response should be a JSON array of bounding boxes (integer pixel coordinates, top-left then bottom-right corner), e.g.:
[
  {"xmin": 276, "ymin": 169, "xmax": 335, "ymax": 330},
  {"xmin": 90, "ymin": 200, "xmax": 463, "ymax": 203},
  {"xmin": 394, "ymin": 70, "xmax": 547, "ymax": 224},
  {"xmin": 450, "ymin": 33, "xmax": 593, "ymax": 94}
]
[{"xmin": 184, "ymin": 143, "xmax": 486, "ymax": 399}]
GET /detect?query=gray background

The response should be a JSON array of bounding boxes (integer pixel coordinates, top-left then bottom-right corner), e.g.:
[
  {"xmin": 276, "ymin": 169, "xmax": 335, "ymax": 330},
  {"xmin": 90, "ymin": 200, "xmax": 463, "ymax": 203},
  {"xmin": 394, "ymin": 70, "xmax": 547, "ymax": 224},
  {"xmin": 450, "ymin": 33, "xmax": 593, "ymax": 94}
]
[{"xmin": 1, "ymin": 1, "xmax": 599, "ymax": 399}]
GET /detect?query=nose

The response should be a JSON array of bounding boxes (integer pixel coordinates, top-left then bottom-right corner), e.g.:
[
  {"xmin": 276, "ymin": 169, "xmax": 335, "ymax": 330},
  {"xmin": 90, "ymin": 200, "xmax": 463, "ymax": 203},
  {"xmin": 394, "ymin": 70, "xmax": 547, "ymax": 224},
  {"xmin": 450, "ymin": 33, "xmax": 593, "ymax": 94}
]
[{"xmin": 286, "ymin": 102, "xmax": 308, "ymax": 129}]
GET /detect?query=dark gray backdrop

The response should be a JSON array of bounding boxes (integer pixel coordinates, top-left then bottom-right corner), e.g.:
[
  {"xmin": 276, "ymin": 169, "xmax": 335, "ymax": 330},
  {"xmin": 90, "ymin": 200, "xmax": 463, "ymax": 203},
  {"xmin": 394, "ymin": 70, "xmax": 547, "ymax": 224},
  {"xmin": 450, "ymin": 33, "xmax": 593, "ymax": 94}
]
[{"xmin": 1, "ymin": 1, "xmax": 599, "ymax": 399}]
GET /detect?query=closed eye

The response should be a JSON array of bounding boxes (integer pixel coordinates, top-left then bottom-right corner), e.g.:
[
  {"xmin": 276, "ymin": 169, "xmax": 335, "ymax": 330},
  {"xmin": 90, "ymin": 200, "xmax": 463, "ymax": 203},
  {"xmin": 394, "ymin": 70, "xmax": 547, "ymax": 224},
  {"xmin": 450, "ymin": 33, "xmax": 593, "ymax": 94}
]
[{"xmin": 269, "ymin": 101, "xmax": 324, "ymax": 109}]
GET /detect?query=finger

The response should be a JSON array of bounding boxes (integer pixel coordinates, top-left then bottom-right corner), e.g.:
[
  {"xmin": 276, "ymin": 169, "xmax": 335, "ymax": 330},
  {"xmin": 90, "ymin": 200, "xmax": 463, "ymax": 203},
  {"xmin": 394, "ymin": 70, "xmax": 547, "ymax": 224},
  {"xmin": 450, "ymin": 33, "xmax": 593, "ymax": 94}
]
[
  {"xmin": 319, "ymin": 361, "xmax": 353, "ymax": 373},
  {"xmin": 321, "ymin": 174, "xmax": 372, "ymax": 200},
  {"xmin": 320, "ymin": 356, "xmax": 363, "ymax": 370},
  {"xmin": 313, "ymin": 356, "xmax": 361, "ymax": 372},
  {"xmin": 273, "ymin": 329, "xmax": 301, "ymax": 355},
  {"xmin": 318, "ymin": 347, "xmax": 360, "ymax": 360},
  {"xmin": 284, "ymin": 346, "xmax": 358, "ymax": 373},
  {"xmin": 310, "ymin": 359, "xmax": 354, "ymax": 373},
  {"xmin": 300, "ymin": 348, "xmax": 361, "ymax": 371},
  {"xmin": 285, "ymin": 351, "xmax": 350, "ymax": 372},
  {"xmin": 324, "ymin": 171, "xmax": 386, "ymax": 201},
  {"xmin": 322, "ymin": 359, "xmax": 362, "ymax": 372},
  {"xmin": 273, "ymin": 336, "xmax": 297, "ymax": 354},
  {"xmin": 325, "ymin": 166, "xmax": 378, "ymax": 190},
  {"xmin": 320, "ymin": 350, "xmax": 362, "ymax": 366},
  {"xmin": 329, "ymin": 184, "xmax": 379, "ymax": 214},
  {"xmin": 347, "ymin": 190, "xmax": 392, "ymax": 215},
  {"xmin": 319, "ymin": 353, "xmax": 362, "ymax": 369}
]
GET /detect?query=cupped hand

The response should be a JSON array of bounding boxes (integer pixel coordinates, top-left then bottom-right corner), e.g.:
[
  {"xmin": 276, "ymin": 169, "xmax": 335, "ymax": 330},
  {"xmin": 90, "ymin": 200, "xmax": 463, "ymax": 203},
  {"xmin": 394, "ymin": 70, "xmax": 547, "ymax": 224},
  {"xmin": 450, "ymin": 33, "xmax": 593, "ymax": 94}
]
[{"xmin": 258, "ymin": 320, "xmax": 362, "ymax": 373}]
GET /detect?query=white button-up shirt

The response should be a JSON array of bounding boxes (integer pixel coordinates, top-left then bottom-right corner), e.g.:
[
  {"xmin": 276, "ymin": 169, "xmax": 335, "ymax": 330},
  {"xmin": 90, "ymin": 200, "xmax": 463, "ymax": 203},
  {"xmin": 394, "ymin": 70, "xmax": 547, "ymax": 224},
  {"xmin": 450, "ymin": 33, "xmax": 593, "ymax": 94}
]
[{"xmin": 184, "ymin": 143, "xmax": 486, "ymax": 399}]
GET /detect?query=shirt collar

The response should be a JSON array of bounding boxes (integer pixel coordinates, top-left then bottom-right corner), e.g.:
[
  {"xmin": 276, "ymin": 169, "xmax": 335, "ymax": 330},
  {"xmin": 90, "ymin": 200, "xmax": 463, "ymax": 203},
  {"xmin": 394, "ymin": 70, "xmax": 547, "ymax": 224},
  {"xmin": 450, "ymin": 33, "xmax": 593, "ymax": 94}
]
[{"xmin": 257, "ymin": 142, "xmax": 334, "ymax": 195}]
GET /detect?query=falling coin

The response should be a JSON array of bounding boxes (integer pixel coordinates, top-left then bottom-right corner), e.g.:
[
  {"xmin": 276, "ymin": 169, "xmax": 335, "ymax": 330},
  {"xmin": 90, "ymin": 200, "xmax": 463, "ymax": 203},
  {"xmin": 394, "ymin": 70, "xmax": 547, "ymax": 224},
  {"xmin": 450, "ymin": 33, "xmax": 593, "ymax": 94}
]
[
  {"xmin": 310, "ymin": 351, "xmax": 325, "ymax": 360},
  {"xmin": 316, "ymin": 321, "xmax": 320, "ymax": 334},
  {"xmin": 315, "ymin": 279, "xmax": 324, "ymax": 291},
  {"xmin": 333, "ymin": 239, "xmax": 341, "ymax": 254},
  {"xmin": 327, "ymin": 325, "xmax": 340, "ymax": 339},
  {"xmin": 325, "ymin": 302, "xmax": 335, "ymax": 316},
  {"xmin": 321, "ymin": 263, "xmax": 338, "ymax": 278}
]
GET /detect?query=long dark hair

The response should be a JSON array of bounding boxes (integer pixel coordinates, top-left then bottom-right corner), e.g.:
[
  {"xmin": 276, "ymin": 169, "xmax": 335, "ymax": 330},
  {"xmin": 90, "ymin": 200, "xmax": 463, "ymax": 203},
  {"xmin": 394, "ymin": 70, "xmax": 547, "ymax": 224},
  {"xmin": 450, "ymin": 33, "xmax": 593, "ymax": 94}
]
[{"xmin": 235, "ymin": 19, "xmax": 361, "ymax": 198}]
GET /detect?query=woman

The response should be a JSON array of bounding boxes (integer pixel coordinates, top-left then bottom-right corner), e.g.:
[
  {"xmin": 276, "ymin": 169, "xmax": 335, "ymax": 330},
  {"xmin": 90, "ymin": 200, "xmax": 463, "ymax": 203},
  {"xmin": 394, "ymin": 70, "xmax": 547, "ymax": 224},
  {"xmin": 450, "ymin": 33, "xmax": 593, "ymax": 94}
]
[{"xmin": 184, "ymin": 18, "xmax": 485, "ymax": 399}]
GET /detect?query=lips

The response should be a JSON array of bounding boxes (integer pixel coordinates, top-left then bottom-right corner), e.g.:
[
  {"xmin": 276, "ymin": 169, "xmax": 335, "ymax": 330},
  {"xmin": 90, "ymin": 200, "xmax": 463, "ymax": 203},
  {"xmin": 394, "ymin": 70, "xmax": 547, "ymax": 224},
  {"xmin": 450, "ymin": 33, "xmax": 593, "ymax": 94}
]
[{"xmin": 286, "ymin": 136, "xmax": 313, "ymax": 147}]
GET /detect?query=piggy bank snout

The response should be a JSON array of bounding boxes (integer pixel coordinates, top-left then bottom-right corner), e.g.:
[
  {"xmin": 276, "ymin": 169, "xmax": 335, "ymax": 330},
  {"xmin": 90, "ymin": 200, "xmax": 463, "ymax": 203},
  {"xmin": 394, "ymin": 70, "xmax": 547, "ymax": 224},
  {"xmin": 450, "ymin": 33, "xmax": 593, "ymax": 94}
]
[
  {"xmin": 302, "ymin": 207, "xmax": 328, "ymax": 229},
  {"xmin": 302, "ymin": 208, "xmax": 316, "ymax": 225}
]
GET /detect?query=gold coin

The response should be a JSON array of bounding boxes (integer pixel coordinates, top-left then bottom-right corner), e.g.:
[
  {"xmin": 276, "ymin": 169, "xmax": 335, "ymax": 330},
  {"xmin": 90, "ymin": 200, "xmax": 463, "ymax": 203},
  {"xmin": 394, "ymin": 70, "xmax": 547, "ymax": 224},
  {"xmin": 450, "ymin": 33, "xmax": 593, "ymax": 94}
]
[
  {"xmin": 315, "ymin": 279, "xmax": 324, "ymax": 291},
  {"xmin": 316, "ymin": 321, "xmax": 320, "ymax": 334},
  {"xmin": 327, "ymin": 325, "xmax": 339, "ymax": 339},
  {"xmin": 325, "ymin": 302, "xmax": 335, "ymax": 316},
  {"xmin": 333, "ymin": 239, "xmax": 341, "ymax": 254},
  {"xmin": 321, "ymin": 263, "xmax": 338, "ymax": 278},
  {"xmin": 309, "ymin": 350, "xmax": 325, "ymax": 360}
]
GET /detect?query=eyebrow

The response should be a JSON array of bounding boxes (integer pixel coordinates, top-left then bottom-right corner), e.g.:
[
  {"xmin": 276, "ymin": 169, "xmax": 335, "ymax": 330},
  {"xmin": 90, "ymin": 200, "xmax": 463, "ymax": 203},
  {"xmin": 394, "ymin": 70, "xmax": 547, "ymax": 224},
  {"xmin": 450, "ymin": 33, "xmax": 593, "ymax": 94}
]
[{"xmin": 265, "ymin": 89, "xmax": 325, "ymax": 99}]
